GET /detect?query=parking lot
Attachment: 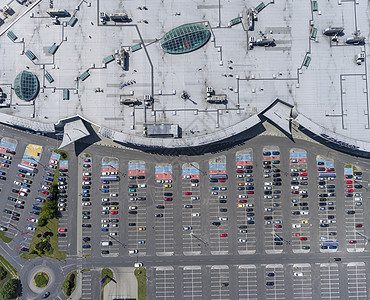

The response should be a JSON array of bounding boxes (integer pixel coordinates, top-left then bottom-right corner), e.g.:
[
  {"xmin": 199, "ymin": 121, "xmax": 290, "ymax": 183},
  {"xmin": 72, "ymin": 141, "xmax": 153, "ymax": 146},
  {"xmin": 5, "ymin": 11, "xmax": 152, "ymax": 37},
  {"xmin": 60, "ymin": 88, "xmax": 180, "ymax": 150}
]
[
  {"xmin": 238, "ymin": 265, "xmax": 258, "ymax": 300},
  {"xmin": 182, "ymin": 266, "xmax": 203, "ymax": 299},
  {"xmin": 210, "ymin": 265, "xmax": 229, "ymax": 300},
  {"xmin": 155, "ymin": 163, "xmax": 174, "ymax": 255},
  {"xmin": 290, "ymin": 149, "xmax": 310, "ymax": 253},
  {"xmin": 235, "ymin": 149, "xmax": 256, "ymax": 254},
  {"xmin": 263, "ymin": 147, "xmax": 283, "ymax": 254},
  {"xmin": 182, "ymin": 163, "xmax": 201, "ymax": 255},
  {"xmin": 292, "ymin": 263, "xmax": 312, "ymax": 299},
  {"xmin": 347, "ymin": 262, "xmax": 367, "ymax": 299},
  {"xmin": 208, "ymin": 156, "xmax": 229, "ymax": 255},
  {"xmin": 320, "ymin": 263, "xmax": 340, "ymax": 299},
  {"xmin": 154, "ymin": 266, "xmax": 175, "ymax": 299}
]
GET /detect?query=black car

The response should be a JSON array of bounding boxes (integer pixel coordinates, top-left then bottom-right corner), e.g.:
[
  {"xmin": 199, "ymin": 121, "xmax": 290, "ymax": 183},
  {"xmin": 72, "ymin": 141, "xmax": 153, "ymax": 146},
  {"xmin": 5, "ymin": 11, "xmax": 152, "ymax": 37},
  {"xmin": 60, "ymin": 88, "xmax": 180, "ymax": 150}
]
[
  {"xmin": 263, "ymin": 165, "xmax": 271, "ymax": 169},
  {"xmin": 319, "ymin": 203, "xmax": 326, "ymax": 206},
  {"xmin": 191, "ymin": 179, "xmax": 199, "ymax": 183},
  {"xmin": 11, "ymin": 188, "xmax": 19, "ymax": 193},
  {"xmin": 138, "ymin": 176, "xmax": 145, "ymax": 179},
  {"xmin": 83, "ymin": 237, "xmax": 91, "ymax": 242},
  {"xmin": 291, "ymin": 181, "xmax": 299, "ymax": 185},
  {"xmin": 111, "ymin": 219, "xmax": 119, "ymax": 223},
  {"xmin": 57, "ymin": 233, "xmax": 66, "ymax": 237},
  {"xmin": 137, "ymin": 197, "xmax": 146, "ymax": 201},
  {"xmin": 273, "ymin": 178, "xmax": 282, "ymax": 182},
  {"xmin": 319, "ymin": 194, "xmax": 328, "ymax": 197},
  {"xmin": 300, "ymin": 182, "xmax": 308, "ymax": 185},
  {"xmin": 128, "ymin": 223, "xmax": 136, "ymax": 226},
  {"xmin": 273, "ymin": 182, "xmax": 282, "ymax": 186},
  {"xmin": 12, "ymin": 212, "xmax": 20, "ymax": 217},
  {"xmin": 273, "ymin": 190, "xmax": 281, "ymax": 194},
  {"xmin": 292, "ymin": 211, "xmax": 300, "ymax": 215},
  {"xmin": 82, "ymin": 198, "xmax": 90, "ymax": 202},
  {"xmin": 156, "ymin": 205, "xmax": 165, "ymax": 209},
  {"xmin": 247, "ymin": 220, "xmax": 255, "ymax": 224},
  {"xmin": 291, "ymin": 172, "xmax": 299, "ymax": 176},
  {"xmin": 11, "ymin": 216, "xmax": 19, "ymax": 221},
  {"xmin": 246, "ymin": 208, "xmax": 254, "ymax": 212},
  {"xmin": 82, "ymin": 224, "xmax": 91, "ymax": 228},
  {"xmin": 0, "ymin": 176, "xmax": 5, "ymax": 180},
  {"xmin": 14, "ymin": 204, "xmax": 24, "ymax": 209},
  {"xmin": 329, "ymin": 232, "xmax": 337, "ymax": 236},
  {"xmin": 334, "ymin": 258, "xmax": 341, "ymax": 261},
  {"xmin": 354, "ymin": 185, "xmax": 362, "ymax": 189},
  {"xmin": 8, "ymin": 197, "xmax": 17, "ymax": 202},
  {"xmin": 346, "ymin": 210, "xmax": 355, "ymax": 214},
  {"xmin": 155, "ymin": 214, "xmax": 163, "ymax": 218},
  {"xmin": 129, "ymin": 176, "xmax": 136, "ymax": 179},
  {"xmin": 264, "ymin": 191, "xmax": 272, "ymax": 195},
  {"xmin": 110, "ymin": 202, "xmax": 119, "ymax": 205},
  {"xmin": 102, "ymin": 250, "xmax": 109, "ymax": 254},
  {"xmin": 246, "ymin": 165, "xmax": 253, "ymax": 169},
  {"xmin": 82, "ymin": 185, "xmax": 90, "ymax": 189},
  {"xmin": 59, "ymin": 194, "xmax": 67, "ymax": 198},
  {"xmin": 273, "ymin": 169, "xmax": 280, "ymax": 173},
  {"xmin": 273, "ymin": 174, "xmax": 281, "ymax": 177},
  {"xmin": 219, "ymin": 200, "xmax": 227, "ymax": 203},
  {"xmin": 354, "ymin": 172, "xmax": 362, "ymax": 176},
  {"xmin": 320, "ymin": 224, "xmax": 329, "ymax": 227},
  {"xmin": 129, "ymin": 184, "xmax": 138, "ymax": 188},
  {"xmin": 212, "ymin": 222, "xmax": 221, "ymax": 226},
  {"xmin": 328, "ymin": 215, "xmax": 335, "ymax": 219},
  {"xmin": 264, "ymin": 216, "xmax": 273, "ymax": 220},
  {"xmin": 128, "ymin": 211, "xmax": 137, "ymax": 214},
  {"xmin": 164, "ymin": 193, "xmax": 173, "ymax": 196},
  {"xmin": 41, "ymin": 291, "xmax": 50, "ymax": 299},
  {"xmin": 247, "ymin": 213, "xmax": 254, "ymax": 216},
  {"xmin": 299, "ymin": 202, "xmax": 308, "ymax": 206}
]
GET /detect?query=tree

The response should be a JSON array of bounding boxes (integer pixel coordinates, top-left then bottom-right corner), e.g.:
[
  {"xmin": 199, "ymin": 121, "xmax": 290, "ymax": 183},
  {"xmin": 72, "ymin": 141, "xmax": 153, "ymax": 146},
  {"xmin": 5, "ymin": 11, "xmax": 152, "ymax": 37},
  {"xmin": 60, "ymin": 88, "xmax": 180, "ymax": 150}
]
[
  {"xmin": 38, "ymin": 217, "xmax": 47, "ymax": 227},
  {"xmin": 0, "ymin": 278, "xmax": 18, "ymax": 300},
  {"xmin": 0, "ymin": 266, "xmax": 7, "ymax": 280},
  {"xmin": 63, "ymin": 280, "xmax": 71, "ymax": 290}
]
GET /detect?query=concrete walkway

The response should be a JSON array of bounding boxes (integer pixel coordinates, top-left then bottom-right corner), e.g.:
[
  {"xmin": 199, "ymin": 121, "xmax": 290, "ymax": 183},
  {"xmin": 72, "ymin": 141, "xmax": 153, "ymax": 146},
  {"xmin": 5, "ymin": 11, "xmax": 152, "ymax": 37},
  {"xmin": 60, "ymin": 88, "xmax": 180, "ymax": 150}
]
[{"xmin": 103, "ymin": 267, "xmax": 137, "ymax": 300}]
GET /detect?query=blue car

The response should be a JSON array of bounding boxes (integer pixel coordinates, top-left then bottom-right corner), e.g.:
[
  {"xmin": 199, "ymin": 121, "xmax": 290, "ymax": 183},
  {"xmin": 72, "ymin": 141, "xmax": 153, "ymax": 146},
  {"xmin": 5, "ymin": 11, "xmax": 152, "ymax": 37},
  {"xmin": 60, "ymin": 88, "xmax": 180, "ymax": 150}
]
[
  {"xmin": 33, "ymin": 206, "xmax": 41, "ymax": 211},
  {"xmin": 267, "ymin": 273, "xmax": 275, "ymax": 277},
  {"xmin": 2, "ymin": 160, "xmax": 10, "ymax": 164},
  {"xmin": 82, "ymin": 193, "xmax": 90, "ymax": 197},
  {"xmin": 82, "ymin": 245, "xmax": 91, "ymax": 249},
  {"xmin": 210, "ymin": 187, "xmax": 219, "ymax": 190},
  {"xmin": 19, "ymin": 169, "xmax": 27, "ymax": 174},
  {"xmin": 138, "ymin": 240, "xmax": 145, "ymax": 244},
  {"xmin": 238, "ymin": 187, "xmax": 245, "ymax": 190},
  {"xmin": 329, "ymin": 245, "xmax": 337, "ymax": 249},
  {"xmin": 45, "ymin": 177, "xmax": 53, "ymax": 181},
  {"xmin": 0, "ymin": 171, "xmax": 5, "ymax": 175},
  {"xmin": 22, "ymin": 183, "xmax": 30, "ymax": 187},
  {"xmin": 58, "ymin": 177, "xmax": 66, "ymax": 181},
  {"xmin": 82, "ymin": 190, "xmax": 89, "ymax": 194},
  {"xmin": 246, "ymin": 186, "xmax": 254, "ymax": 190},
  {"xmin": 102, "ymin": 189, "xmax": 109, "ymax": 193},
  {"xmin": 30, "ymin": 211, "xmax": 40, "ymax": 215},
  {"xmin": 101, "ymin": 228, "xmax": 108, "ymax": 232}
]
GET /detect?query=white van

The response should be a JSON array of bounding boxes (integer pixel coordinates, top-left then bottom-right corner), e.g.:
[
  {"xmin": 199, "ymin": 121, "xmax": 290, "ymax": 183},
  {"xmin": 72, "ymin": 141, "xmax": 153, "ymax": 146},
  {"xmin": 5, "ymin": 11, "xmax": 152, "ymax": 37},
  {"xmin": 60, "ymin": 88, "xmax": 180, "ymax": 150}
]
[
  {"xmin": 134, "ymin": 262, "xmax": 143, "ymax": 267},
  {"xmin": 110, "ymin": 193, "xmax": 118, "ymax": 197},
  {"xmin": 129, "ymin": 249, "xmax": 138, "ymax": 254}
]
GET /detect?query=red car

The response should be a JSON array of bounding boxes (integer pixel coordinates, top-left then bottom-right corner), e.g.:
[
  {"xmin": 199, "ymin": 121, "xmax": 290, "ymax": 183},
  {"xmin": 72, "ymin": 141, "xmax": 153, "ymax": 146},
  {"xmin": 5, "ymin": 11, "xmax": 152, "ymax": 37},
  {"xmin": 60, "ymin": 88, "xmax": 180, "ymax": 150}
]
[
  {"xmin": 58, "ymin": 228, "xmax": 66, "ymax": 232},
  {"xmin": 347, "ymin": 185, "xmax": 353, "ymax": 188},
  {"xmin": 300, "ymin": 172, "xmax": 308, "ymax": 176},
  {"xmin": 293, "ymin": 233, "xmax": 300, "ymax": 237},
  {"xmin": 247, "ymin": 191, "xmax": 254, "ymax": 194},
  {"xmin": 17, "ymin": 173, "xmax": 25, "ymax": 177},
  {"xmin": 239, "ymin": 200, "xmax": 247, "ymax": 203},
  {"xmin": 349, "ymin": 240, "xmax": 356, "ymax": 244},
  {"xmin": 347, "ymin": 189, "xmax": 354, "ymax": 193},
  {"xmin": 300, "ymin": 237, "xmax": 307, "ymax": 241},
  {"xmin": 41, "ymin": 191, "xmax": 49, "ymax": 195},
  {"xmin": 185, "ymin": 192, "xmax": 192, "ymax": 195},
  {"xmin": 355, "ymin": 224, "xmax": 362, "ymax": 228},
  {"xmin": 220, "ymin": 233, "xmax": 227, "ymax": 237},
  {"xmin": 275, "ymin": 225, "xmax": 282, "ymax": 228},
  {"xmin": 83, "ymin": 159, "xmax": 91, "ymax": 162},
  {"xmin": 83, "ymin": 177, "xmax": 90, "ymax": 180},
  {"xmin": 346, "ymin": 180, "xmax": 353, "ymax": 184},
  {"xmin": 237, "ymin": 170, "xmax": 244, "ymax": 173},
  {"xmin": 291, "ymin": 191, "xmax": 299, "ymax": 194},
  {"xmin": 110, "ymin": 211, "xmax": 118, "ymax": 215},
  {"xmin": 220, "ymin": 179, "xmax": 226, "ymax": 182},
  {"xmin": 164, "ymin": 198, "xmax": 172, "ymax": 201}
]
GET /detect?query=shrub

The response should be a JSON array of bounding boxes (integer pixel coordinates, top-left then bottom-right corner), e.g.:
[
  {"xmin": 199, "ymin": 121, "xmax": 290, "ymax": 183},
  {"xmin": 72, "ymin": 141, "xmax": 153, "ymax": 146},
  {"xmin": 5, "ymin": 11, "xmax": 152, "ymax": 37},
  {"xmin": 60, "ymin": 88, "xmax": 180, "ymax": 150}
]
[
  {"xmin": 38, "ymin": 217, "xmax": 47, "ymax": 227},
  {"xmin": 0, "ymin": 266, "xmax": 7, "ymax": 281},
  {"xmin": 34, "ymin": 273, "xmax": 48, "ymax": 287}
]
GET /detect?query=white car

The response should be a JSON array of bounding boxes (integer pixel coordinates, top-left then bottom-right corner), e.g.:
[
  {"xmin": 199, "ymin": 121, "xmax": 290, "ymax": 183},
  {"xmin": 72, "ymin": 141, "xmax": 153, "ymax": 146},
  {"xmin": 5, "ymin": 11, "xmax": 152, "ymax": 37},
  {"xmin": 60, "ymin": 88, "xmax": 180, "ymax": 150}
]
[
  {"xmin": 102, "ymin": 223, "xmax": 109, "ymax": 227},
  {"xmin": 19, "ymin": 192, "xmax": 26, "ymax": 196},
  {"xmin": 219, "ymin": 217, "xmax": 228, "ymax": 221},
  {"xmin": 191, "ymin": 196, "xmax": 200, "ymax": 200},
  {"xmin": 139, "ymin": 184, "xmax": 146, "ymax": 188},
  {"xmin": 101, "ymin": 219, "xmax": 110, "ymax": 223},
  {"xmin": 101, "ymin": 198, "xmax": 110, "ymax": 202},
  {"xmin": 293, "ymin": 272, "xmax": 303, "ymax": 276},
  {"xmin": 246, "ymin": 174, "xmax": 253, "ymax": 177},
  {"xmin": 291, "ymin": 168, "xmax": 298, "ymax": 172},
  {"xmin": 82, "ymin": 202, "xmax": 91, "ymax": 206},
  {"xmin": 264, "ymin": 174, "xmax": 271, "ymax": 178},
  {"xmin": 237, "ymin": 174, "xmax": 245, "ymax": 178},
  {"xmin": 264, "ymin": 182, "xmax": 272, "ymax": 186},
  {"xmin": 219, "ymin": 195, "xmax": 227, "ymax": 199},
  {"xmin": 129, "ymin": 249, "xmax": 138, "ymax": 254},
  {"xmin": 354, "ymin": 197, "xmax": 362, "ymax": 201},
  {"xmin": 50, "ymin": 159, "xmax": 57, "ymax": 164},
  {"xmin": 110, "ymin": 193, "xmax": 118, "ymax": 197},
  {"xmin": 109, "ymin": 232, "xmax": 117, "ymax": 236},
  {"xmin": 192, "ymin": 213, "xmax": 200, "ymax": 217},
  {"xmin": 30, "ymin": 218, "xmax": 38, "ymax": 223},
  {"xmin": 183, "ymin": 226, "xmax": 192, "ymax": 231},
  {"xmin": 129, "ymin": 206, "xmax": 137, "ymax": 210},
  {"xmin": 237, "ymin": 165, "xmax": 245, "ymax": 169},
  {"xmin": 300, "ymin": 211, "xmax": 309, "ymax": 215},
  {"xmin": 291, "ymin": 186, "xmax": 299, "ymax": 190},
  {"xmin": 299, "ymin": 190, "xmax": 307, "ymax": 194},
  {"xmin": 239, "ymin": 239, "xmax": 247, "ymax": 242},
  {"xmin": 49, "ymin": 164, "xmax": 57, "ymax": 169},
  {"xmin": 26, "ymin": 226, "xmax": 36, "ymax": 231},
  {"xmin": 16, "ymin": 200, "xmax": 24, "ymax": 204},
  {"xmin": 102, "ymin": 207, "xmax": 110, "ymax": 210},
  {"xmin": 20, "ymin": 187, "xmax": 30, "ymax": 192},
  {"xmin": 102, "ymin": 172, "xmax": 110, "ymax": 176},
  {"xmin": 58, "ymin": 203, "xmax": 66, "ymax": 207},
  {"xmin": 211, "ymin": 192, "xmax": 218, "ymax": 195},
  {"xmin": 83, "ymin": 172, "xmax": 91, "ymax": 176},
  {"xmin": 184, "ymin": 175, "xmax": 191, "ymax": 179},
  {"xmin": 82, "ymin": 181, "xmax": 91, "ymax": 185},
  {"xmin": 164, "ymin": 179, "xmax": 172, "ymax": 183},
  {"xmin": 239, "ymin": 195, "xmax": 248, "ymax": 199},
  {"xmin": 329, "ymin": 220, "xmax": 336, "ymax": 223},
  {"xmin": 292, "ymin": 224, "xmax": 301, "ymax": 228},
  {"xmin": 264, "ymin": 195, "xmax": 272, "ymax": 199},
  {"xmin": 264, "ymin": 186, "xmax": 272, "ymax": 190},
  {"xmin": 111, "ymin": 172, "xmax": 119, "ymax": 175},
  {"xmin": 265, "ymin": 208, "xmax": 273, "ymax": 212},
  {"xmin": 191, "ymin": 183, "xmax": 198, "ymax": 187},
  {"xmin": 13, "ymin": 180, "xmax": 21, "ymax": 186},
  {"xmin": 320, "ymin": 220, "xmax": 328, "ymax": 224},
  {"xmin": 246, "ymin": 204, "xmax": 254, "ymax": 207}
]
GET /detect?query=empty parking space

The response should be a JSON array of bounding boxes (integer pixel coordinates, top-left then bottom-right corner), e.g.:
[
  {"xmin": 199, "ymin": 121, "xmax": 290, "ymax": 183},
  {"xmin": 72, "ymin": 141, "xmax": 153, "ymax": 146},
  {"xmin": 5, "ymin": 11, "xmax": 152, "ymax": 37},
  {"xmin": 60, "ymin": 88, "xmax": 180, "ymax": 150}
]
[
  {"xmin": 182, "ymin": 163, "xmax": 201, "ymax": 255},
  {"xmin": 347, "ymin": 262, "xmax": 367, "ymax": 299},
  {"xmin": 320, "ymin": 263, "xmax": 340, "ymax": 299},
  {"xmin": 262, "ymin": 147, "xmax": 283, "ymax": 254},
  {"xmin": 236, "ymin": 149, "xmax": 256, "ymax": 254},
  {"xmin": 265, "ymin": 264, "xmax": 285, "ymax": 300},
  {"xmin": 182, "ymin": 266, "xmax": 202, "ymax": 299},
  {"xmin": 238, "ymin": 265, "xmax": 258, "ymax": 300},
  {"xmin": 343, "ymin": 165, "xmax": 365, "ymax": 252},
  {"xmin": 292, "ymin": 263, "xmax": 312, "ymax": 299},
  {"xmin": 209, "ymin": 156, "xmax": 229, "ymax": 255},
  {"xmin": 81, "ymin": 270, "xmax": 92, "ymax": 300},
  {"xmin": 155, "ymin": 267, "xmax": 175, "ymax": 299},
  {"xmin": 210, "ymin": 265, "xmax": 229, "ymax": 300},
  {"xmin": 155, "ymin": 163, "xmax": 174, "ymax": 255},
  {"xmin": 290, "ymin": 149, "xmax": 310, "ymax": 253},
  {"xmin": 317, "ymin": 156, "xmax": 338, "ymax": 252}
]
